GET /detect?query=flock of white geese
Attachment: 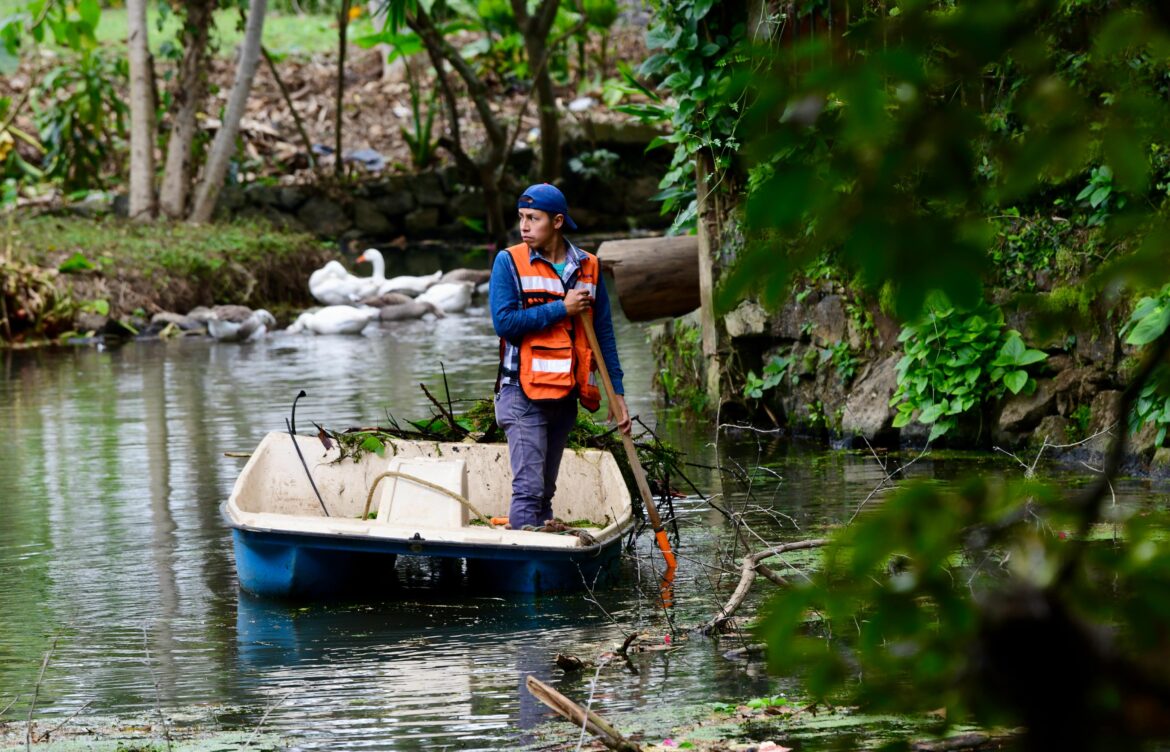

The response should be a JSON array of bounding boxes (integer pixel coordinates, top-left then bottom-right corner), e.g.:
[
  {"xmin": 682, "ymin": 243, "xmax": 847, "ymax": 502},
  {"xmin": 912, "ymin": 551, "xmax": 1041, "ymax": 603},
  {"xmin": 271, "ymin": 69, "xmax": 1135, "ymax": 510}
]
[{"xmin": 202, "ymin": 248, "xmax": 491, "ymax": 340}]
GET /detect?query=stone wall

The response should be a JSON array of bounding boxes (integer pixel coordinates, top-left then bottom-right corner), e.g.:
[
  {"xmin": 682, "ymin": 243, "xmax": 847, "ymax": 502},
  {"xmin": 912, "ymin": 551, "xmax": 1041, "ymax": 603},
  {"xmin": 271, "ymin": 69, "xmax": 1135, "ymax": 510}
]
[
  {"xmin": 654, "ymin": 283, "xmax": 1168, "ymax": 474},
  {"xmin": 208, "ymin": 127, "xmax": 672, "ymax": 245}
]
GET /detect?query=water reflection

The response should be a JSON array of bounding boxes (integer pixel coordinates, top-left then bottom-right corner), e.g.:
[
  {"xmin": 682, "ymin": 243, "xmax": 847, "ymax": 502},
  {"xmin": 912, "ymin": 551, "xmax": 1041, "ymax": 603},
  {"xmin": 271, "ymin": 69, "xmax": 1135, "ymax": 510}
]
[{"xmin": 5, "ymin": 303, "xmax": 1166, "ymax": 749}]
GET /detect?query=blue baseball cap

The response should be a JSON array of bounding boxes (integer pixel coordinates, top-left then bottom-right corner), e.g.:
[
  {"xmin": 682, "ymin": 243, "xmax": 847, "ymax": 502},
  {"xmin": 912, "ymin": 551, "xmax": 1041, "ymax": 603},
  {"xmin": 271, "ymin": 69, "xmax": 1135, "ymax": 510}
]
[{"xmin": 518, "ymin": 183, "xmax": 578, "ymax": 230}]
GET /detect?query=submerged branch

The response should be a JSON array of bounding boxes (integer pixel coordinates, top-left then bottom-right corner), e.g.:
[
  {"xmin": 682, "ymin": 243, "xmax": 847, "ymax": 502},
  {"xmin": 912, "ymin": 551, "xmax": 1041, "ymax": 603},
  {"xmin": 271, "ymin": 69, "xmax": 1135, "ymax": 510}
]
[
  {"xmin": 700, "ymin": 539, "xmax": 828, "ymax": 636},
  {"xmin": 525, "ymin": 675, "xmax": 642, "ymax": 752}
]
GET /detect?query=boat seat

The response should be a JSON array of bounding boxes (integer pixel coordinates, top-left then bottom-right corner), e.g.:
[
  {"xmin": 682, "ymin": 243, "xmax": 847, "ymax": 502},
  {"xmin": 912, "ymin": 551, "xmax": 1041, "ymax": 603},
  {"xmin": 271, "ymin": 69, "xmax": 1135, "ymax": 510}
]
[{"xmin": 374, "ymin": 457, "xmax": 469, "ymax": 529}]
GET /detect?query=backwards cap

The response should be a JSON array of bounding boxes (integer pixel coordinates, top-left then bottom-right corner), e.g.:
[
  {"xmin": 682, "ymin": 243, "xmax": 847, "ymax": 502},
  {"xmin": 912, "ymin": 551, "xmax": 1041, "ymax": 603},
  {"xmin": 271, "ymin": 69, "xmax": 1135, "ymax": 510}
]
[{"xmin": 517, "ymin": 183, "xmax": 578, "ymax": 230}]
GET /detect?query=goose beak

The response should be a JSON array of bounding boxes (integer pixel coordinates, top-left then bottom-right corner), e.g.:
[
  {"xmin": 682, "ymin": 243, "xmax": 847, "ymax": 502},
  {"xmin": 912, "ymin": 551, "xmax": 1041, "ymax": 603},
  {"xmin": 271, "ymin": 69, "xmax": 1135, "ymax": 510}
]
[{"xmin": 356, "ymin": 254, "xmax": 367, "ymax": 264}]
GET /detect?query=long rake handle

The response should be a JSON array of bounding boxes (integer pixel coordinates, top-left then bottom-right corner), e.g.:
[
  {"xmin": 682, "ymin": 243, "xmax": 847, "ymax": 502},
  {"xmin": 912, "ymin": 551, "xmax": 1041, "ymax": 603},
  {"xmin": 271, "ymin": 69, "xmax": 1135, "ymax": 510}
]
[{"xmin": 578, "ymin": 314, "xmax": 677, "ymax": 571}]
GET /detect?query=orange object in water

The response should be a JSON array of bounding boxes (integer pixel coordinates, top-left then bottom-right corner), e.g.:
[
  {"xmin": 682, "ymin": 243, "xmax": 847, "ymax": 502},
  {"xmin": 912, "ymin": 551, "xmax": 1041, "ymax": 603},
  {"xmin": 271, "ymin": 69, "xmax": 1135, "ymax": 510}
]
[{"xmin": 490, "ymin": 516, "xmax": 510, "ymax": 527}]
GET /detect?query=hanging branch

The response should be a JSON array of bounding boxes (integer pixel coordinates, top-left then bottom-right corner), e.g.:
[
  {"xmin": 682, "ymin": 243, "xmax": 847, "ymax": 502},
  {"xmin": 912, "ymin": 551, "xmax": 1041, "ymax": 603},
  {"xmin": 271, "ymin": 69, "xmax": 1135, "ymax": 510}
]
[{"xmin": 261, "ymin": 45, "xmax": 317, "ymax": 172}]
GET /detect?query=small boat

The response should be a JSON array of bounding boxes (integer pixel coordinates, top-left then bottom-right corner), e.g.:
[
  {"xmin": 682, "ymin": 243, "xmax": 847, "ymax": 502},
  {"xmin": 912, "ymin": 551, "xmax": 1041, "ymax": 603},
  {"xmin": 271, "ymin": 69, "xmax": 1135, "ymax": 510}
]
[{"xmin": 222, "ymin": 431, "xmax": 635, "ymax": 598}]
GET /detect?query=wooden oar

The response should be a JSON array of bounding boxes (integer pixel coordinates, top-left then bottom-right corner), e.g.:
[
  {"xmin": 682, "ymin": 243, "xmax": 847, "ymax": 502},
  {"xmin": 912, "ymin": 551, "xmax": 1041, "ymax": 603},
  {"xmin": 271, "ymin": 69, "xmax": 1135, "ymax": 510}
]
[{"xmin": 578, "ymin": 314, "xmax": 678, "ymax": 572}]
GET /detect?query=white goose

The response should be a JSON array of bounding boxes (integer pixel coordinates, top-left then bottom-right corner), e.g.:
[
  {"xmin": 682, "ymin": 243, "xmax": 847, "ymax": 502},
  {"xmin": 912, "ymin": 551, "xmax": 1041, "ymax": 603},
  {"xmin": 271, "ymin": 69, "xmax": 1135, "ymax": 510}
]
[
  {"xmin": 355, "ymin": 248, "xmax": 442, "ymax": 297},
  {"xmin": 309, "ymin": 260, "xmax": 364, "ymax": 305},
  {"xmin": 416, "ymin": 281, "xmax": 474, "ymax": 313},
  {"xmin": 287, "ymin": 305, "xmax": 379, "ymax": 335}
]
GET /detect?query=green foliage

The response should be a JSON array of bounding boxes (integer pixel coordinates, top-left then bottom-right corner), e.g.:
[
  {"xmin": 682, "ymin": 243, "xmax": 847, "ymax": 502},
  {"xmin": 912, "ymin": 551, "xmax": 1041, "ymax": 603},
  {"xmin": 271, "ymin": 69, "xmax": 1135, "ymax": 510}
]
[
  {"xmin": 632, "ymin": 0, "xmax": 745, "ymax": 233},
  {"xmin": 358, "ymin": 16, "xmax": 441, "ymax": 171},
  {"xmin": 402, "ymin": 78, "xmax": 438, "ymax": 170},
  {"xmin": 1123, "ymin": 285, "xmax": 1170, "ymax": 347},
  {"xmin": 7, "ymin": 214, "xmax": 325, "ymax": 307},
  {"xmin": 828, "ymin": 341, "xmax": 858, "ymax": 384},
  {"xmin": 989, "ymin": 210, "xmax": 1070, "ymax": 292},
  {"xmin": 1075, "ymin": 165, "xmax": 1124, "ymax": 228},
  {"xmin": 57, "ymin": 251, "xmax": 95, "ymax": 273},
  {"xmin": 722, "ymin": 1, "xmax": 1170, "ymax": 321},
  {"xmin": 892, "ymin": 298, "xmax": 1046, "ymax": 442},
  {"xmin": 758, "ymin": 469, "xmax": 1170, "ymax": 745},
  {"xmin": 1123, "ymin": 285, "xmax": 1170, "ymax": 446},
  {"xmin": 34, "ymin": 48, "xmax": 128, "ymax": 190},
  {"xmin": 734, "ymin": 5, "xmax": 1170, "ymax": 743},
  {"xmin": 2, "ymin": 0, "xmax": 109, "ymax": 194},
  {"xmin": 743, "ymin": 352, "xmax": 791, "ymax": 399},
  {"xmin": 581, "ymin": 0, "xmax": 618, "ymax": 30},
  {"xmin": 744, "ymin": 695, "xmax": 788, "ymax": 710},
  {"xmin": 655, "ymin": 320, "xmax": 708, "ymax": 413},
  {"xmin": 78, "ymin": 298, "xmax": 108, "ymax": 316},
  {"xmin": 1068, "ymin": 403, "xmax": 1092, "ymax": 440},
  {"xmin": 567, "ymin": 148, "xmax": 619, "ymax": 181}
]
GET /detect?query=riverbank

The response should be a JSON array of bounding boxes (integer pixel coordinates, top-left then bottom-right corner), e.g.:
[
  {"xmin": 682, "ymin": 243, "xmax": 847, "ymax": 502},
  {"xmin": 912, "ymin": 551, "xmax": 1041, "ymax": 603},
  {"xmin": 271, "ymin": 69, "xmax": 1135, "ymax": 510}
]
[
  {"xmin": 0, "ymin": 215, "xmax": 330, "ymax": 344},
  {"xmin": 652, "ymin": 259, "xmax": 1170, "ymax": 476}
]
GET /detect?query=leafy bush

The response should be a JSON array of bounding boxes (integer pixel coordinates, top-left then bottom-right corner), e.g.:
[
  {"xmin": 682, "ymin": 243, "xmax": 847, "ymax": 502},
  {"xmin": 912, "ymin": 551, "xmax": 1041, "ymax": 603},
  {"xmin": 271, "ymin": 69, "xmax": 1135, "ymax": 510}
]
[
  {"xmin": 1123, "ymin": 284, "xmax": 1170, "ymax": 445},
  {"xmin": 401, "ymin": 78, "xmax": 438, "ymax": 170},
  {"xmin": 632, "ymin": 0, "xmax": 745, "ymax": 233},
  {"xmin": 656, "ymin": 321, "xmax": 708, "ymax": 413},
  {"xmin": 743, "ymin": 352, "xmax": 791, "ymax": 400},
  {"xmin": 892, "ymin": 297, "xmax": 1047, "ymax": 441},
  {"xmin": 568, "ymin": 148, "xmax": 619, "ymax": 181},
  {"xmin": 1075, "ymin": 165, "xmax": 1124, "ymax": 228},
  {"xmin": 34, "ymin": 49, "xmax": 128, "ymax": 190}
]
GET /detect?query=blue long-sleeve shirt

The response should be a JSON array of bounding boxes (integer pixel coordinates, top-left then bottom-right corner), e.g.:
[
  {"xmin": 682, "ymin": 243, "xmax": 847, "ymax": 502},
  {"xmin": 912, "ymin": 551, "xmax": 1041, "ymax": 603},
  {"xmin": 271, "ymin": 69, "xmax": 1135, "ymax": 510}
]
[{"xmin": 490, "ymin": 242, "xmax": 625, "ymax": 395}]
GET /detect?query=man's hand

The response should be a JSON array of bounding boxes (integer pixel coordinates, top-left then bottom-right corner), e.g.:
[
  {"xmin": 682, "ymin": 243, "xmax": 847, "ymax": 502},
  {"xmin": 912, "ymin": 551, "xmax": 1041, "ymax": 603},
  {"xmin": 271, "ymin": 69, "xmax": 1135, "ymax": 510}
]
[
  {"xmin": 608, "ymin": 394, "xmax": 632, "ymax": 435},
  {"xmin": 564, "ymin": 288, "xmax": 593, "ymax": 316}
]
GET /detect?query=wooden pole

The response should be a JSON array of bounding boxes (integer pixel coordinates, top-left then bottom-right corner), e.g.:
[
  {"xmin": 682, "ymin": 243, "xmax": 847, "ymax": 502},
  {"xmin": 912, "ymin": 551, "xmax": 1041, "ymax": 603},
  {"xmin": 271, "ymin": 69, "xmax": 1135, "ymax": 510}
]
[{"xmin": 578, "ymin": 314, "xmax": 677, "ymax": 572}]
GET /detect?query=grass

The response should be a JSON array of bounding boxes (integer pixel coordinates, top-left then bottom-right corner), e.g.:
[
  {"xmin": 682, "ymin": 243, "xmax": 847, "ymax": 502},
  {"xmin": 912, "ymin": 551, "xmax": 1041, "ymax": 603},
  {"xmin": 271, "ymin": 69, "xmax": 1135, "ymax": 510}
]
[
  {"xmin": 4, "ymin": 213, "xmax": 322, "ymax": 274},
  {"xmin": 0, "ymin": 2, "xmax": 378, "ymax": 57},
  {"xmin": 0, "ymin": 214, "xmax": 331, "ymax": 338}
]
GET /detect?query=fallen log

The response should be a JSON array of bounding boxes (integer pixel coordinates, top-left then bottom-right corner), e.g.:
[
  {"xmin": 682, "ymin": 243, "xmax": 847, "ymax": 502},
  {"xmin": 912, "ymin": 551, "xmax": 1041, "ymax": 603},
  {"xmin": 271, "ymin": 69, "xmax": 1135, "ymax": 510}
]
[
  {"xmin": 525, "ymin": 675, "xmax": 642, "ymax": 752},
  {"xmin": 597, "ymin": 236, "xmax": 699, "ymax": 322}
]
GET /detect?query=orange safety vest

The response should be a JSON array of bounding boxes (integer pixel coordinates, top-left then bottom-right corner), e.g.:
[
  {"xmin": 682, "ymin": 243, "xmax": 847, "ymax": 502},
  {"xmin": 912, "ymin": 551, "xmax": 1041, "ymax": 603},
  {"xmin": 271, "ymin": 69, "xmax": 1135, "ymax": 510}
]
[{"xmin": 501, "ymin": 243, "xmax": 601, "ymax": 412}]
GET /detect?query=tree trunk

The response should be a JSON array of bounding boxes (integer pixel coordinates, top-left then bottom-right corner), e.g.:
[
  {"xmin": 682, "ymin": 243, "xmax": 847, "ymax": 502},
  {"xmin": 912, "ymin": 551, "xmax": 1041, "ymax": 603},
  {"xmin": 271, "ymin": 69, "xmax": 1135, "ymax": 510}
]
[
  {"xmin": 334, "ymin": 0, "xmax": 351, "ymax": 177},
  {"xmin": 695, "ymin": 153, "xmax": 722, "ymax": 407},
  {"xmin": 479, "ymin": 164, "xmax": 507, "ymax": 249},
  {"xmin": 512, "ymin": 0, "xmax": 561, "ymax": 182},
  {"xmin": 409, "ymin": 4, "xmax": 511, "ymax": 246},
  {"xmin": 158, "ymin": 0, "xmax": 217, "ymax": 219},
  {"xmin": 126, "ymin": 0, "xmax": 157, "ymax": 220},
  {"xmin": 189, "ymin": 0, "xmax": 269, "ymax": 223}
]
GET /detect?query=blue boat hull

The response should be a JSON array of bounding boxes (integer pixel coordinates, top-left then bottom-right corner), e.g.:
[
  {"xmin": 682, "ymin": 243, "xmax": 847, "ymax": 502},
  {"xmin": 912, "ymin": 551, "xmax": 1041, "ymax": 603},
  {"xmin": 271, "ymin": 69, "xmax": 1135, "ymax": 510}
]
[{"xmin": 229, "ymin": 521, "xmax": 628, "ymax": 599}]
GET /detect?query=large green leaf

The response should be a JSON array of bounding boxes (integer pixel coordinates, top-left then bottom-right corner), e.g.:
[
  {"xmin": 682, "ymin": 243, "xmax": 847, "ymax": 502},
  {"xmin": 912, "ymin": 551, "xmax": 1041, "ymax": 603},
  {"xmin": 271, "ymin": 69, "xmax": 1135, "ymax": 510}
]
[
  {"xmin": 919, "ymin": 402, "xmax": 947, "ymax": 424},
  {"xmin": 1003, "ymin": 369, "xmax": 1028, "ymax": 395},
  {"xmin": 78, "ymin": 0, "xmax": 100, "ymax": 31},
  {"xmin": 1126, "ymin": 305, "xmax": 1170, "ymax": 346}
]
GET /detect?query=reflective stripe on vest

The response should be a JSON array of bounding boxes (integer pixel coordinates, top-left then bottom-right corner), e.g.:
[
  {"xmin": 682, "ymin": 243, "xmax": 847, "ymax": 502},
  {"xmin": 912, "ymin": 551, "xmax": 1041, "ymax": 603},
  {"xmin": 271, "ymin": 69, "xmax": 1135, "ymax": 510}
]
[
  {"xmin": 532, "ymin": 357, "xmax": 573, "ymax": 374},
  {"xmin": 502, "ymin": 243, "xmax": 602, "ymax": 412}
]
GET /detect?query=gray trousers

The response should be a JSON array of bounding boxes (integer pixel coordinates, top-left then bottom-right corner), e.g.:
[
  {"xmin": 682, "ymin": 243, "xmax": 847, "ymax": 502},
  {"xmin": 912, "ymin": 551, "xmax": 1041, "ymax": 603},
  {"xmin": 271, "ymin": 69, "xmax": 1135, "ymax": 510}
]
[{"xmin": 495, "ymin": 383, "xmax": 578, "ymax": 528}]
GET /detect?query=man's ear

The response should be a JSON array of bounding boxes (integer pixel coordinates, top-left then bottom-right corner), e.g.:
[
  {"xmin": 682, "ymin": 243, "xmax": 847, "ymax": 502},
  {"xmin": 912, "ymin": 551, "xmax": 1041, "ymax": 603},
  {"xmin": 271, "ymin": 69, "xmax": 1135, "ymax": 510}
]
[{"xmin": 553, "ymin": 213, "xmax": 565, "ymax": 230}]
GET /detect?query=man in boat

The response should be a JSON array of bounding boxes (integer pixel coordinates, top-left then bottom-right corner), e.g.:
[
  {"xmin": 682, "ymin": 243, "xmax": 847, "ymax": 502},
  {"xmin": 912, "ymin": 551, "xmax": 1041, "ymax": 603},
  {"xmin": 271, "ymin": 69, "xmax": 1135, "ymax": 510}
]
[{"xmin": 489, "ymin": 183, "xmax": 632, "ymax": 531}]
